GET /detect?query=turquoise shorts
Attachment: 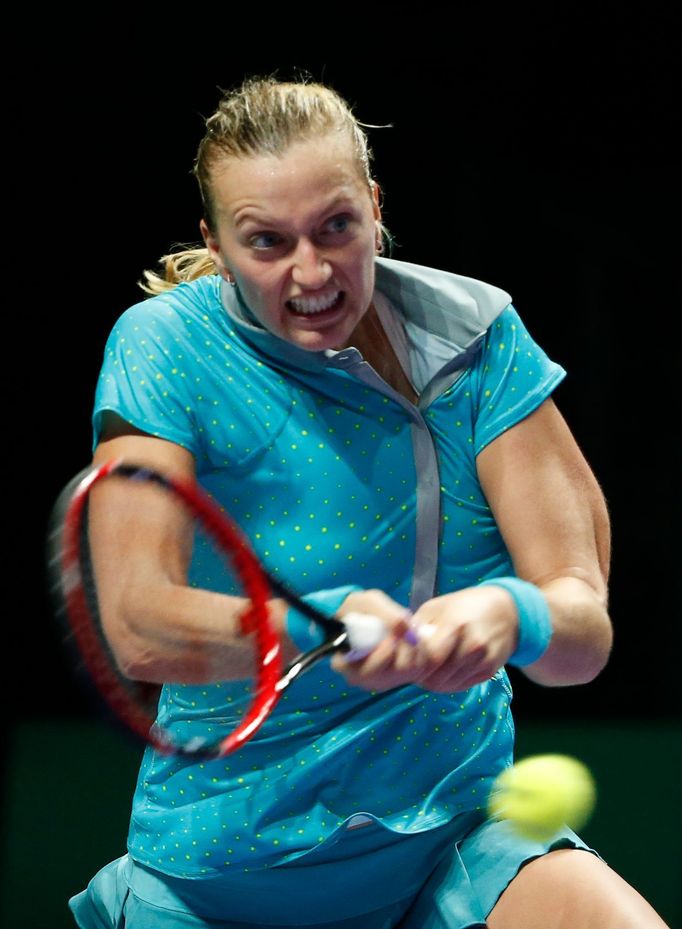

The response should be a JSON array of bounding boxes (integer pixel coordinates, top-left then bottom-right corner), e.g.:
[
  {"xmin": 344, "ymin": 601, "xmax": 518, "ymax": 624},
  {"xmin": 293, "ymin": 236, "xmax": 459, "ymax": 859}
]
[{"xmin": 69, "ymin": 815, "xmax": 596, "ymax": 929}]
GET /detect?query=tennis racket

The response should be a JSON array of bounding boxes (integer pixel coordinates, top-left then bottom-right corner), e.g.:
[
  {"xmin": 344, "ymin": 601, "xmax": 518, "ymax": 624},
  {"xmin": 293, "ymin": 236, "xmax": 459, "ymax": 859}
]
[{"xmin": 49, "ymin": 459, "xmax": 412, "ymax": 759}]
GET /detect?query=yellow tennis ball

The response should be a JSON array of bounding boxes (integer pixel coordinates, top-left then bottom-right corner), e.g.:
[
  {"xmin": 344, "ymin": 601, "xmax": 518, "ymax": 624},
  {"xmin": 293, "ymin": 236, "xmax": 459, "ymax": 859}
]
[{"xmin": 488, "ymin": 754, "xmax": 596, "ymax": 841}]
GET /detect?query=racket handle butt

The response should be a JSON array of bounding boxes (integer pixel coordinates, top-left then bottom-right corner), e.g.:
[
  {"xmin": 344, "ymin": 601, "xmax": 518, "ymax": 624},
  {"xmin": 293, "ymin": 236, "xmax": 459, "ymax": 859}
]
[{"xmin": 341, "ymin": 611, "xmax": 387, "ymax": 659}]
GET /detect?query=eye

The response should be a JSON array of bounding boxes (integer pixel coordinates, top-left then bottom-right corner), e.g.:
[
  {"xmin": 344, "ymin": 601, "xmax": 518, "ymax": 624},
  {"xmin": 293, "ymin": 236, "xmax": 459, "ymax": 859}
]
[
  {"xmin": 322, "ymin": 214, "xmax": 351, "ymax": 235},
  {"xmin": 249, "ymin": 231, "xmax": 283, "ymax": 250}
]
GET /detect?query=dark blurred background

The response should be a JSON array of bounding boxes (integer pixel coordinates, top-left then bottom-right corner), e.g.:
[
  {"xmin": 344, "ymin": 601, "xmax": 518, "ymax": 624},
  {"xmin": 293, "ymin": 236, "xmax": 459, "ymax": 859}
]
[{"xmin": 5, "ymin": 8, "xmax": 680, "ymax": 927}]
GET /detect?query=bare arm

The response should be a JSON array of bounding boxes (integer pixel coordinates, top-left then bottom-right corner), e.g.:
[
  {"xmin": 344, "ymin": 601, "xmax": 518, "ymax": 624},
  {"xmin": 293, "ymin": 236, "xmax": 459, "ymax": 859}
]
[
  {"xmin": 335, "ymin": 398, "xmax": 613, "ymax": 692},
  {"xmin": 88, "ymin": 415, "xmax": 290, "ymax": 684},
  {"xmin": 476, "ymin": 397, "xmax": 612, "ymax": 685}
]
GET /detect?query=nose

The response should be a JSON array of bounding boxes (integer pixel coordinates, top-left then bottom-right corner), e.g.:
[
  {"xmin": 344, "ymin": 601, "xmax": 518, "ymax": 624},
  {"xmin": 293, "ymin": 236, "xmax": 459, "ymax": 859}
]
[{"xmin": 291, "ymin": 238, "xmax": 332, "ymax": 289}]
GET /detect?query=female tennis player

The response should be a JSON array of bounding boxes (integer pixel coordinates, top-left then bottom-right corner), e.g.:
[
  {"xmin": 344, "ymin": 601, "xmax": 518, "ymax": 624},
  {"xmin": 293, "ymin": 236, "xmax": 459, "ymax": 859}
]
[{"xmin": 68, "ymin": 77, "xmax": 669, "ymax": 928}]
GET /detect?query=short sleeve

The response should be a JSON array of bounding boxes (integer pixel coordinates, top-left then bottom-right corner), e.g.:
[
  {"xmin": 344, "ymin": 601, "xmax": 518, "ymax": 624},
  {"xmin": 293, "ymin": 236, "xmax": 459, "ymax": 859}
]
[
  {"xmin": 472, "ymin": 304, "xmax": 566, "ymax": 455},
  {"xmin": 92, "ymin": 297, "xmax": 200, "ymax": 453}
]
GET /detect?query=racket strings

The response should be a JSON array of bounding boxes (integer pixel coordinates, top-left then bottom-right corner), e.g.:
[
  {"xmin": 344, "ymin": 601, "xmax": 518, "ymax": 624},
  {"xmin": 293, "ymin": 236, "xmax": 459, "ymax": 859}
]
[
  {"xmin": 52, "ymin": 461, "xmax": 293, "ymax": 758},
  {"xmin": 60, "ymin": 492, "xmax": 169, "ymax": 748}
]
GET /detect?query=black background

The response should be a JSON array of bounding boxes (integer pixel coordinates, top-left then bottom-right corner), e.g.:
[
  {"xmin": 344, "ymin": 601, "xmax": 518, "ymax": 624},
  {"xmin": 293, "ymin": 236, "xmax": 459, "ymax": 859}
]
[{"xmin": 13, "ymin": 7, "xmax": 680, "ymax": 730}]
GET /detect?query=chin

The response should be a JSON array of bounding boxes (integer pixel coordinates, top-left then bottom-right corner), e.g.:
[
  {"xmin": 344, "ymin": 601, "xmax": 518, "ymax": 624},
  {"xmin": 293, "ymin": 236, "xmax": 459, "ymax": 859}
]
[
  {"xmin": 284, "ymin": 304, "xmax": 363, "ymax": 352},
  {"xmin": 289, "ymin": 330, "xmax": 347, "ymax": 352}
]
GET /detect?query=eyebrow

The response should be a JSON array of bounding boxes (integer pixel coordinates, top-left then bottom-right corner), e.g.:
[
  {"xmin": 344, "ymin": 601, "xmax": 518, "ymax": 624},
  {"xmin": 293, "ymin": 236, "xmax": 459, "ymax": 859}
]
[{"xmin": 233, "ymin": 195, "xmax": 357, "ymax": 230}]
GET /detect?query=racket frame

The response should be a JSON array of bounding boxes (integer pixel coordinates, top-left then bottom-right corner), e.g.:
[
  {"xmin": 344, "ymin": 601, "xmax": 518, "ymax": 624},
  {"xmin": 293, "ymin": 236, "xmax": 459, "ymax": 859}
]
[{"xmin": 57, "ymin": 459, "xmax": 327, "ymax": 758}]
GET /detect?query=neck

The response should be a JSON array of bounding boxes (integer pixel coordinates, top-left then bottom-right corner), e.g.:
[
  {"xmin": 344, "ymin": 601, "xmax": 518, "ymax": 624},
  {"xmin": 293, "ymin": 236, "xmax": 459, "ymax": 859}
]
[{"xmin": 347, "ymin": 305, "xmax": 418, "ymax": 404}]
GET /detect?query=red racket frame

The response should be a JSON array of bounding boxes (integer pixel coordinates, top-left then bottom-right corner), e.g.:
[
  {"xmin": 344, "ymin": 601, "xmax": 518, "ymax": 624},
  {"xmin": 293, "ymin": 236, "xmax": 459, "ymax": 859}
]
[{"xmin": 58, "ymin": 459, "xmax": 283, "ymax": 758}]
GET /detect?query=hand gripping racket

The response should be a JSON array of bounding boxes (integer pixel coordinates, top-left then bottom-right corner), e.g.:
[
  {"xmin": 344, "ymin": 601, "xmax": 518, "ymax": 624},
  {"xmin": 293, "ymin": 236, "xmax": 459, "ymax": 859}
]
[{"xmin": 50, "ymin": 460, "xmax": 409, "ymax": 759}]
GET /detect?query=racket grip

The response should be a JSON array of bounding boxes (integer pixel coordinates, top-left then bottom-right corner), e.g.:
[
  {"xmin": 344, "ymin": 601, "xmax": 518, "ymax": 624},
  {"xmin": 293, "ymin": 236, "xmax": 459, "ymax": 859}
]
[{"xmin": 342, "ymin": 611, "xmax": 418, "ymax": 660}]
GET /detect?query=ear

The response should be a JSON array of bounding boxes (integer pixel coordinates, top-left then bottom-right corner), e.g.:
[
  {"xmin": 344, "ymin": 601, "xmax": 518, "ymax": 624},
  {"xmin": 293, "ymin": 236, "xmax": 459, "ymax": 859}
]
[
  {"xmin": 370, "ymin": 181, "xmax": 382, "ymax": 221},
  {"xmin": 370, "ymin": 182, "xmax": 385, "ymax": 254},
  {"xmin": 200, "ymin": 218, "xmax": 231, "ymax": 281}
]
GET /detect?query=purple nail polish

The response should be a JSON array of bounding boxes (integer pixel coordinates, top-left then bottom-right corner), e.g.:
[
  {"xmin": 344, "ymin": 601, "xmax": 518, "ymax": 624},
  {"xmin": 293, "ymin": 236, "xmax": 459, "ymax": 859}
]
[{"xmin": 402, "ymin": 628, "xmax": 420, "ymax": 646}]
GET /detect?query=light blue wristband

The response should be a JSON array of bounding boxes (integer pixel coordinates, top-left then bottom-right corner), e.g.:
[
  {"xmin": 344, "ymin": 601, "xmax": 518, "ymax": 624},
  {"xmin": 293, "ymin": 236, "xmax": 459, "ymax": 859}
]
[
  {"xmin": 285, "ymin": 585, "xmax": 362, "ymax": 652},
  {"xmin": 479, "ymin": 576, "xmax": 553, "ymax": 666}
]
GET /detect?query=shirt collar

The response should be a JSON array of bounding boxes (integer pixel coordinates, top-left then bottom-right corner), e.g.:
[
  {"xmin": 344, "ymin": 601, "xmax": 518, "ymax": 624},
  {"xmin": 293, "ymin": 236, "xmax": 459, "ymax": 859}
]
[{"xmin": 219, "ymin": 257, "xmax": 512, "ymax": 372}]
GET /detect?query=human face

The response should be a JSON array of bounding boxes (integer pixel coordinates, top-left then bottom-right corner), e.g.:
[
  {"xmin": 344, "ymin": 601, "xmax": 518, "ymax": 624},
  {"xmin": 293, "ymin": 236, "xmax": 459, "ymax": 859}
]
[{"xmin": 200, "ymin": 135, "xmax": 381, "ymax": 351}]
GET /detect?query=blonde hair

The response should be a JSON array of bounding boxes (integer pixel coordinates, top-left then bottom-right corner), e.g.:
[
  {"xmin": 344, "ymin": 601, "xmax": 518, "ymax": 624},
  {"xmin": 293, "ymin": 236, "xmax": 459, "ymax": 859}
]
[{"xmin": 140, "ymin": 76, "xmax": 380, "ymax": 296}]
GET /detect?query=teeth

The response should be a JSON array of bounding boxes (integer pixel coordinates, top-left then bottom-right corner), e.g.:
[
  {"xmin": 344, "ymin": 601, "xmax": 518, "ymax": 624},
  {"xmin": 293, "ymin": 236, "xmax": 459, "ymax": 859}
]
[{"xmin": 289, "ymin": 291, "xmax": 340, "ymax": 315}]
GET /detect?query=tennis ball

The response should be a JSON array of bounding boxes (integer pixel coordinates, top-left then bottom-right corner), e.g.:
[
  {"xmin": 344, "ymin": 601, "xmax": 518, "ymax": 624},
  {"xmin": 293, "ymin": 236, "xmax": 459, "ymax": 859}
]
[{"xmin": 488, "ymin": 754, "xmax": 596, "ymax": 841}]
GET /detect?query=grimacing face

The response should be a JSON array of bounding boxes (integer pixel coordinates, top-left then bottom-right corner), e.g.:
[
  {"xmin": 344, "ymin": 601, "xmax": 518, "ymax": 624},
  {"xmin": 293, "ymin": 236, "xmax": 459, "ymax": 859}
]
[{"xmin": 200, "ymin": 134, "xmax": 381, "ymax": 352}]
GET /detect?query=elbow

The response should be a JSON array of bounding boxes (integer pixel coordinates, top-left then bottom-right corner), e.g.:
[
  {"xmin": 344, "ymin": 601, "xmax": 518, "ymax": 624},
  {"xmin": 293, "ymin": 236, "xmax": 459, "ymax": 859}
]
[
  {"xmin": 114, "ymin": 639, "xmax": 163, "ymax": 683},
  {"xmin": 523, "ymin": 576, "xmax": 614, "ymax": 686},
  {"xmin": 99, "ymin": 599, "xmax": 167, "ymax": 684},
  {"xmin": 525, "ymin": 613, "xmax": 614, "ymax": 687},
  {"xmin": 106, "ymin": 628, "xmax": 158, "ymax": 683},
  {"xmin": 567, "ymin": 637, "xmax": 612, "ymax": 685},
  {"xmin": 567, "ymin": 611, "xmax": 614, "ymax": 685},
  {"xmin": 585, "ymin": 619, "xmax": 613, "ymax": 682}
]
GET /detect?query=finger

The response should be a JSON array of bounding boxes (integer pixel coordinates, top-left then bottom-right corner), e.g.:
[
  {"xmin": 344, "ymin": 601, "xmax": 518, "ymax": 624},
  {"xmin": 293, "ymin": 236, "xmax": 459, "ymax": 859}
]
[
  {"xmin": 419, "ymin": 656, "xmax": 498, "ymax": 693},
  {"xmin": 339, "ymin": 590, "xmax": 407, "ymax": 623},
  {"xmin": 331, "ymin": 659, "xmax": 404, "ymax": 693},
  {"xmin": 389, "ymin": 611, "xmax": 420, "ymax": 645},
  {"xmin": 390, "ymin": 633, "xmax": 430, "ymax": 674},
  {"xmin": 413, "ymin": 621, "xmax": 461, "ymax": 666},
  {"xmin": 333, "ymin": 633, "xmax": 397, "ymax": 672}
]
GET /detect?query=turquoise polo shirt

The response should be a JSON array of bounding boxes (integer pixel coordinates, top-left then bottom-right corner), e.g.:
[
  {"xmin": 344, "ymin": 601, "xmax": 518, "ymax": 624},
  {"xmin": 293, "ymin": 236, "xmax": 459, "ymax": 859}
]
[{"xmin": 92, "ymin": 258, "xmax": 565, "ymax": 882}]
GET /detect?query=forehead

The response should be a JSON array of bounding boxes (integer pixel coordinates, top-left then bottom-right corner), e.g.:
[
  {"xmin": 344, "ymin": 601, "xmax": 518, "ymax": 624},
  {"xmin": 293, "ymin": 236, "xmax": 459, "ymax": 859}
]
[{"xmin": 209, "ymin": 135, "xmax": 369, "ymax": 218}]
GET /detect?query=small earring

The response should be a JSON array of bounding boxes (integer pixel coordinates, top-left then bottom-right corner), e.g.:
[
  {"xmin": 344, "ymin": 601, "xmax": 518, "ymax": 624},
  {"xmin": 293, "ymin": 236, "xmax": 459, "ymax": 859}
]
[{"xmin": 225, "ymin": 272, "xmax": 237, "ymax": 287}]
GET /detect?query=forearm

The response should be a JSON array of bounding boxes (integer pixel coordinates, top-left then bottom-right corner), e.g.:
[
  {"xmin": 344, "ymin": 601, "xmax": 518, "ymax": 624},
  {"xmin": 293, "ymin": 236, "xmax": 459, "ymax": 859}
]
[
  {"xmin": 84, "ymin": 436, "xmax": 299, "ymax": 686},
  {"xmin": 520, "ymin": 575, "xmax": 613, "ymax": 686},
  {"xmin": 475, "ymin": 400, "xmax": 613, "ymax": 687},
  {"xmin": 104, "ymin": 582, "xmax": 290, "ymax": 684}
]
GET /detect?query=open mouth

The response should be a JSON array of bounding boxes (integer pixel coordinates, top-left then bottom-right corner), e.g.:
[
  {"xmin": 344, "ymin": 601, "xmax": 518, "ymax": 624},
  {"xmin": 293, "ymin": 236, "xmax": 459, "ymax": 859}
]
[{"xmin": 286, "ymin": 291, "xmax": 344, "ymax": 318}]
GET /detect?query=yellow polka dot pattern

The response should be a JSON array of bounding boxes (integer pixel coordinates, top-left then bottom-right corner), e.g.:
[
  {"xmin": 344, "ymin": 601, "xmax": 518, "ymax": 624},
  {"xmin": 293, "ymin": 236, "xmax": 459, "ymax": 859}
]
[{"xmin": 93, "ymin": 275, "xmax": 565, "ymax": 878}]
